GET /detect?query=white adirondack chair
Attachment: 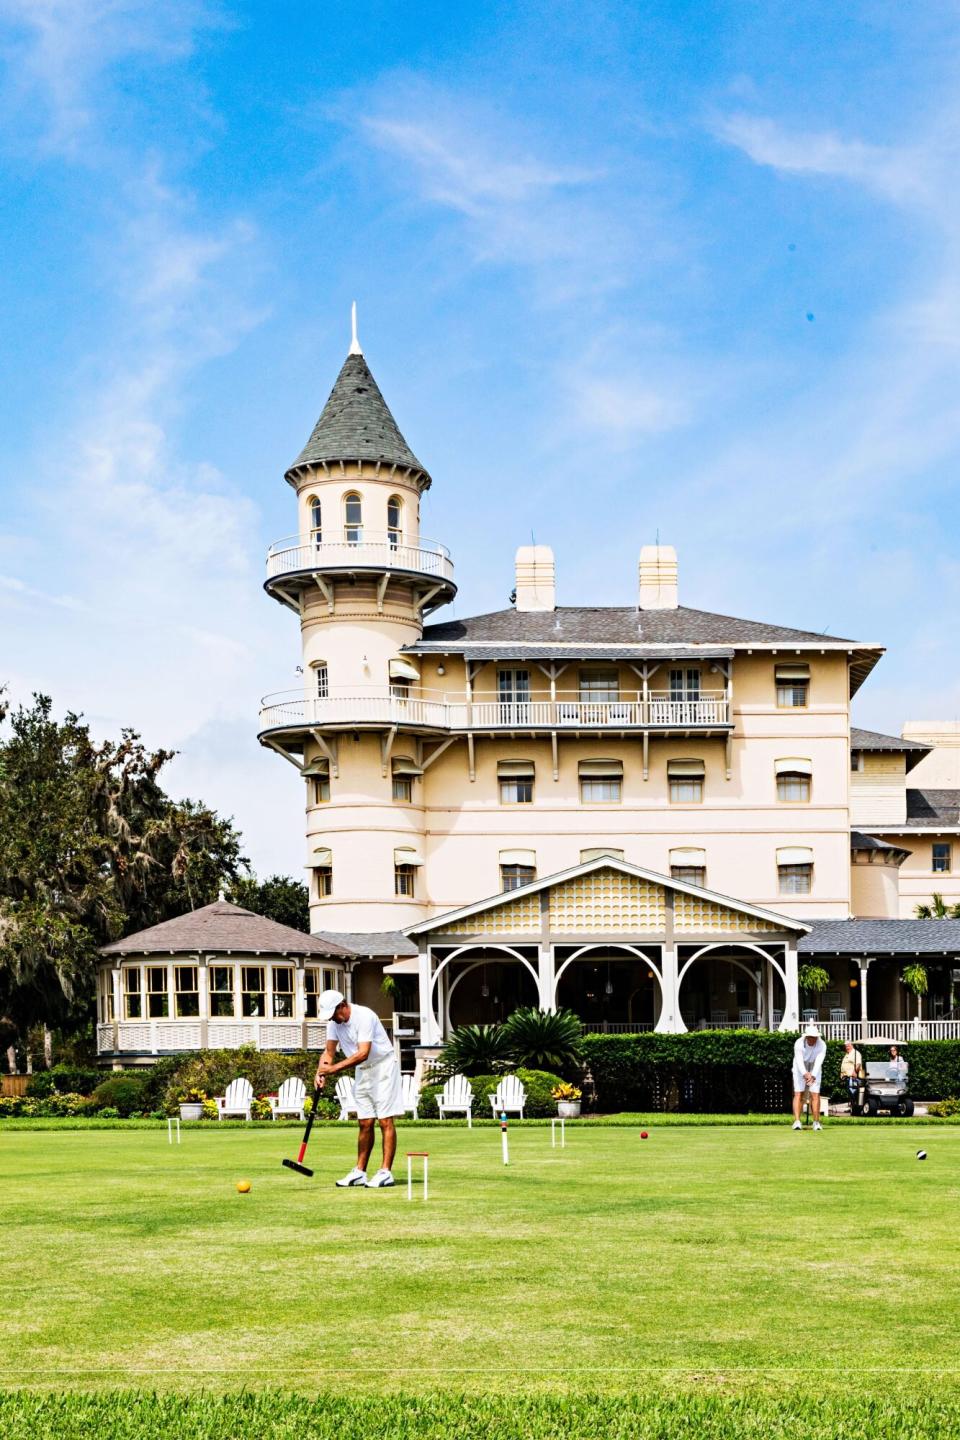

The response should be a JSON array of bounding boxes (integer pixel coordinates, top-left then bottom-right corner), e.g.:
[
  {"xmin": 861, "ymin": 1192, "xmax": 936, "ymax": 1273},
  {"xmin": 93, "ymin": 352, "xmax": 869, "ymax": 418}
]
[
  {"xmin": 268, "ymin": 1076, "xmax": 306, "ymax": 1121},
  {"xmin": 400, "ymin": 1073, "xmax": 420, "ymax": 1119},
  {"xmin": 489, "ymin": 1074, "xmax": 526, "ymax": 1119},
  {"xmin": 216, "ymin": 1076, "xmax": 253, "ymax": 1121},
  {"xmin": 437, "ymin": 1072, "xmax": 473, "ymax": 1126},
  {"xmin": 335, "ymin": 1076, "xmax": 358, "ymax": 1121}
]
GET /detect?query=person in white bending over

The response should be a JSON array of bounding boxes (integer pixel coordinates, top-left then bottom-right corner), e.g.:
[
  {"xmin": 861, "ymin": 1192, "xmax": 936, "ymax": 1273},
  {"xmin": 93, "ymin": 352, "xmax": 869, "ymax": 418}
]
[
  {"xmin": 315, "ymin": 990, "xmax": 404, "ymax": 1188},
  {"xmin": 792, "ymin": 1021, "xmax": 826, "ymax": 1130}
]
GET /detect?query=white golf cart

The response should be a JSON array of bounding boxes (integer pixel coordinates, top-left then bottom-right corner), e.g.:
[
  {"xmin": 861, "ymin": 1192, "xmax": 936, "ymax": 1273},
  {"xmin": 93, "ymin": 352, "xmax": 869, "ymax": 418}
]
[{"xmin": 850, "ymin": 1061, "xmax": 914, "ymax": 1117}]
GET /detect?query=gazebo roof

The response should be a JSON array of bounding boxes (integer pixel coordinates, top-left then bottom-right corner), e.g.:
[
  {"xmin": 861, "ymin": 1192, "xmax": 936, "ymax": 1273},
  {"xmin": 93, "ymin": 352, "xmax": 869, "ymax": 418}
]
[{"xmin": 100, "ymin": 901, "xmax": 354, "ymax": 959}]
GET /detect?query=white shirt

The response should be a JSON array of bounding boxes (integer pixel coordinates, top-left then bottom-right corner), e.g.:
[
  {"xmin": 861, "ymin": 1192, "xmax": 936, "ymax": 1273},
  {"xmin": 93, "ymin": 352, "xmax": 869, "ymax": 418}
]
[
  {"xmin": 327, "ymin": 1004, "xmax": 395, "ymax": 1068},
  {"xmin": 793, "ymin": 1035, "xmax": 826, "ymax": 1081}
]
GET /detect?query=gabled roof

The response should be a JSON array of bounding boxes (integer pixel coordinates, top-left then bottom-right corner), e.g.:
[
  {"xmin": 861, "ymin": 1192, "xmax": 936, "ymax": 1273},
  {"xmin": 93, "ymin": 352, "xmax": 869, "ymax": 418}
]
[
  {"xmin": 801, "ymin": 918, "xmax": 960, "ymax": 955},
  {"xmin": 100, "ymin": 901, "xmax": 353, "ymax": 958},
  {"xmin": 851, "ymin": 727, "xmax": 930, "ymax": 771},
  {"xmin": 286, "ymin": 352, "xmax": 429, "ymax": 486},
  {"xmin": 405, "ymin": 855, "xmax": 809, "ymax": 937},
  {"xmin": 903, "ymin": 790, "xmax": 960, "ymax": 828}
]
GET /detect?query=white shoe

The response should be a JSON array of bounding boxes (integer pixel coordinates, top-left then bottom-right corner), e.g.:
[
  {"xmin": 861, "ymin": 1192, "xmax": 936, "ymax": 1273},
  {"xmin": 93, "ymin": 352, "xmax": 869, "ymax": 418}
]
[
  {"xmin": 335, "ymin": 1167, "xmax": 368, "ymax": 1188},
  {"xmin": 792, "ymin": 1120, "xmax": 802, "ymax": 1130},
  {"xmin": 367, "ymin": 1168, "xmax": 395, "ymax": 1188},
  {"xmin": 813, "ymin": 1122, "xmax": 823, "ymax": 1131}
]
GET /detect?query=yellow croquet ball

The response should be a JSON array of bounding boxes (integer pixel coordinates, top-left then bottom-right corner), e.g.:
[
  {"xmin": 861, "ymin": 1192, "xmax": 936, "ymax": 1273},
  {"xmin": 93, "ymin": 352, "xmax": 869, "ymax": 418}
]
[{"xmin": 236, "ymin": 1179, "xmax": 252, "ymax": 1193}]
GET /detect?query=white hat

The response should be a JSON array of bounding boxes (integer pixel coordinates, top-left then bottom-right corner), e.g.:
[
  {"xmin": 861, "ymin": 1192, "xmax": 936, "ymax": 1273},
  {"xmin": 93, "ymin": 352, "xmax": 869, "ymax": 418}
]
[
  {"xmin": 803, "ymin": 1021, "xmax": 820, "ymax": 1038},
  {"xmin": 318, "ymin": 989, "xmax": 345, "ymax": 1021}
]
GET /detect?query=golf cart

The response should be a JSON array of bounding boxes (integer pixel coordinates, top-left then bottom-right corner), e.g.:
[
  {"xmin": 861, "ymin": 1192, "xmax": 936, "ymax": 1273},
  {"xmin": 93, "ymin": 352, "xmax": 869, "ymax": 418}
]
[{"xmin": 850, "ymin": 1061, "xmax": 914, "ymax": 1117}]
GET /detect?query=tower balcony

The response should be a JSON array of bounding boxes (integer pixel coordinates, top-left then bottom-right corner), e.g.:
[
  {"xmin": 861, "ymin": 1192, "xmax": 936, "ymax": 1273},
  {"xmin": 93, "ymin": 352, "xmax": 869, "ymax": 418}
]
[{"xmin": 264, "ymin": 531, "xmax": 456, "ymax": 614}]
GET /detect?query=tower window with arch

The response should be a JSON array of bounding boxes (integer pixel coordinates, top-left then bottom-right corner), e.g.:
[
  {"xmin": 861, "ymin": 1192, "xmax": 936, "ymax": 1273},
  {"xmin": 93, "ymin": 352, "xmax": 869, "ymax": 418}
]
[
  {"xmin": 344, "ymin": 492, "xmax": 363, "ymax": 544},
  {"xmin": 308, "ymin": 495, "xmax": 322, "ymax": 544},
  {"xmin": 387, "ymin": 495, "xmax": 403, "ymax": 550}
]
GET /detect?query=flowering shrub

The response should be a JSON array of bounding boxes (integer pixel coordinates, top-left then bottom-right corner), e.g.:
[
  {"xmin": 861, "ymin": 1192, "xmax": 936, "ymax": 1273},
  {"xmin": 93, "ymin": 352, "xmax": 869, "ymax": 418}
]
[
  {"xmin": 551, "ymin": 1082, "xmax": 582, "ymax": 1102},
  {"xmin": 201, "ymin": 1099, "xmax": 219, "ymax": 1120},
  {"xmin": 177, "ymin": 1087, "xmax": 207, "ymax": 1104},
  {"xmin": 250, "ymin": 1097, "xmax": 273, "ymax": 1121}
]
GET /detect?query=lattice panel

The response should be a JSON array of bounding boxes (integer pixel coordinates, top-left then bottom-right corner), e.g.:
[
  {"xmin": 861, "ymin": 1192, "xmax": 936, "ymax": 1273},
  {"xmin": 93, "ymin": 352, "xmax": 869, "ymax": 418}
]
[
  {"xmin": 442, "ymin": 891, "xmax": 541, "ymax": 935},
  {"xmin": 674, "ymin": 893, "xmax": 780, "ymax": 933},
  {"xmin": 305, "ymin": 1022, "xmax": 329, "ymax": 1050},
  {"xmin": 157, "ymin": 1022, "xmax": 203, "ymax": 1050},
  {"xmin": 208, "ymin": 1022, "xmax": 256, "ymax": 1048},
  {"xmin": 258, "ymin": 1023, "xmax": 302, "ymax": 1051},
  {"xmin": 96, "ymin": 1024, "xmax": 115, "ymax": 1053},
  {"xmin": 549, "ymin": 869, "xmax": 666, "ymax": 932}
]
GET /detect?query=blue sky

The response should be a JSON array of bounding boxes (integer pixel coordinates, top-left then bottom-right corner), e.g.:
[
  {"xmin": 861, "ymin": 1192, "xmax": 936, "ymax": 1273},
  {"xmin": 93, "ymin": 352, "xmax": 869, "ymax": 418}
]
[{"xmin": 2, "ymin": 1, "xmax": 960, "ymax": 876}]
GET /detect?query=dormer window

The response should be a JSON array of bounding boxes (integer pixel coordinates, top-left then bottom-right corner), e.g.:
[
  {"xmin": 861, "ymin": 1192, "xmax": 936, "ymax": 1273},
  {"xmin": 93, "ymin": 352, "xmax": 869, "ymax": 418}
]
[
  {"xmin": 344, "ymin": 493, "xmax": 363, "ymax": 544},
  {"xmin": 308, "ymin": 496, "xmax": 322, "ymax": 543},
  {"xmin": 387, "ymin": 496, "xmax": 402, "ymax": 550}
]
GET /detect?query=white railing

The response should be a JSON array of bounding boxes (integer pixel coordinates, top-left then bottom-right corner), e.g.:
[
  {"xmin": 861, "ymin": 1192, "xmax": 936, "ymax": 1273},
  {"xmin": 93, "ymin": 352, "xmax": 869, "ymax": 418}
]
[
  {"xmin": 266, "ymin": 532, "xmax": 454, "ymax": 584},
  {"xmin": 97, "ymin": 1019, "xmax": 330, "ymax": 1054},
  {"xmin": 258, "ymin": 688, "xmax": 731, "ymax": 734},
  {"xmin": 580, "ymin": 1021, "xmax": 655, "ymax": 1034}
]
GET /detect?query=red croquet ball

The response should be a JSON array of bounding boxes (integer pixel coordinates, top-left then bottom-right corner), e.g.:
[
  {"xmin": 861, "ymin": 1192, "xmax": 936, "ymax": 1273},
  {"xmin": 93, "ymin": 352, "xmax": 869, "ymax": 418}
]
[{"xmin": 640, "ymin": 1131, "xmax": 649, "ymax": 1139}]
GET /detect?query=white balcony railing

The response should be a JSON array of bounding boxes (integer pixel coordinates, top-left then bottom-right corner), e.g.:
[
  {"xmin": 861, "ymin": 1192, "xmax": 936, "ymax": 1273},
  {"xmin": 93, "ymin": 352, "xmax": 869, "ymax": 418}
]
[
  {"xmin": 258, "ymin": 689, "xmax": 731, "ymax": 734},
  {"xmin": 266, "ymin": 532, "xmax": 454, "ymax": 585}
]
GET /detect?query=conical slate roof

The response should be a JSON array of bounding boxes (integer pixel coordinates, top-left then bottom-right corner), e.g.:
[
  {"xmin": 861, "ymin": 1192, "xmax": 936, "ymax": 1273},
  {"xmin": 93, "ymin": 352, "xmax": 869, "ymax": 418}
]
[
  {"xmin": 99, "ymin": 901, "xmax": 353, "ymax": 958},
  {"xmin": 287, "ymin": 352, "xmax": 430, "ymax": 486}
]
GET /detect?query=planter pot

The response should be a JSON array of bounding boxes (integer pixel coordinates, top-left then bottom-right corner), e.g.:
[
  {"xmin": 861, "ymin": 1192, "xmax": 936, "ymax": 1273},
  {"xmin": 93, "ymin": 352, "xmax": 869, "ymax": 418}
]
[
  {"xmin": 557, "ymin": 1101, "xmax": 581, "ymax": 1118},
  {"xmin": 179, "ymin": 1103, "xmax": 203, "ymax": 1122}
]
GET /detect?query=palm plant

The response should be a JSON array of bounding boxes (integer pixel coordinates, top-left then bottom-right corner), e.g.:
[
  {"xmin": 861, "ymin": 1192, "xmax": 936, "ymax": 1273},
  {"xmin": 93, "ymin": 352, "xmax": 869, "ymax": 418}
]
[
  {"xmin": 501, "ymin": 1006, "xmax": 584, "ymax": 1075},
  {"xmin": 914, "ymin": 893, "xmax": 960, "ymax": 919},
  {"xmin": 436, "ymin": 1023, "xmax": 513, "ymax": 1078}
]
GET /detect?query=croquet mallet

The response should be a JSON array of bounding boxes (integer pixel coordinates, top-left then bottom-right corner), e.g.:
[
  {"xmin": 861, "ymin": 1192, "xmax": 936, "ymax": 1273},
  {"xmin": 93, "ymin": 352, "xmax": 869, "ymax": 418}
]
[{"xmin": 282, "ymin": 1083, "xmax": 325, "ymax": 1178}]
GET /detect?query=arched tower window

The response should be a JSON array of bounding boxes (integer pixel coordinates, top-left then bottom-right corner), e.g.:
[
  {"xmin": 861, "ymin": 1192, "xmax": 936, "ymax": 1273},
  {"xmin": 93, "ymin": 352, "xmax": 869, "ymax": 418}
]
[
  {"xmin": 308, "ymin": 496, "xmax": 322, "ymax": 544},
  {"xmin": 387, "ymin": 495, "xmax": 402, "ymax": 550},
  {"xmin": 344, "ymin": 493, "xmax": 362, "ymax": 544}
]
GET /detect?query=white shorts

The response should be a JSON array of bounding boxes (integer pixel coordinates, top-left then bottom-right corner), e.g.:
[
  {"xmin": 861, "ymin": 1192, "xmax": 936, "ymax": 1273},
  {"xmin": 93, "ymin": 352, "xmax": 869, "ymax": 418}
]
[
  {"xmin": 793, "ymin": 1072, "xmax": 821, "ymax": 1095},
  {"xmin": 354, "ymin": 1053, "xmax": 404, "ymax": 1119}
]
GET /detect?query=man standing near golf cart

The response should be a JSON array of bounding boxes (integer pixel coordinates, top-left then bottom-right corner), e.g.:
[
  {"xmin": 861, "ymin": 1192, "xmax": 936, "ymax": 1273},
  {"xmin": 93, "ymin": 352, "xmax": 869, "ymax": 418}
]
[
  {"xmin": 315, "ymin": 990, "xmax": 404, "ymax": 1188},
  {"xmin": 792, "ymin": 1021, "xmax": 827, "ymax": 1130}
]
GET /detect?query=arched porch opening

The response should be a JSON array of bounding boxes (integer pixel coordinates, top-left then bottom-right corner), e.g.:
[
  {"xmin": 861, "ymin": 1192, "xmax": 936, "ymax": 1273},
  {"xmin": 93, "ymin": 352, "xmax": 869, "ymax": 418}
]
[
  {"xmin": 429, "ymin": 945, "xmax": 540, "ymax": 1038},
  {"xmin": 677, "ymin": 943, "xmax": 786, "ymax": 1031},
  {"xmin": 555, "ymin": 944, "xmax": 662, "ymax": 1032}
]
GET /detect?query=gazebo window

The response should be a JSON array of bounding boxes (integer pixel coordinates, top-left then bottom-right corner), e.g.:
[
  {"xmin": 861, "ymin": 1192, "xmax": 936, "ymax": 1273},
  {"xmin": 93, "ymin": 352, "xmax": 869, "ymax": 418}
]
[
  {"xmin": 778, "ymin": 847, "xmax": 814, "ymax": 894},
  {"xmin": 387, "ymin": 496, "xmax": 402, "ymax": 549},
  {"xmin": 308, "ymin": 496, "xmax": 322, "ymax": 542},
  {"xmin": 933, "ymin": 842, "xmax": 952, "ymax": 873},
  {"xmin": 210, "ymin": 965, "xmax": 235, "ymax": 1017},
  {"xmin": 146, "ymin": 965, "xmax": 169, "ymax": 1018},
  {"xmin": 272, "ymin": 966, "xmax": 294, "ymax": 1018},
  {"xmin": 668, "ymin": 758, "xmax": 705, "ymax": 803},
  {"xmin": 305, "ymin": 967, "xmax": 320, "ymax": 1018},
  {"xmin": 775, "ymin": 663, "xmax": 809, "ymax": 708},
  {"xmin": 323, "ymin": 967, "xmax": 340, "ymax": 990},
  {"xmin": 498, "ymin": 759, "xmax": 534, "ymax": 804},
  {"xmin": 241, "ymin": 966, "xmax": 265, "ymax": 1017},
  {"xmin": 776, "ymin": 758, "xmax": 812, "ymax": 802},
  {"xmin": 344, "ymin": 493, "xmax": 363, "ymax": 544},
  {"xmin": 579, "ymin": 758, "xmax": 623, "ymax": 803},
  {"xmin": 123, "ymin": 967, "xmax": 142, "ymax": 1019},
  {"xmin": 174, "ymin": 965, "xmax": 199, "ymax": 1018}
]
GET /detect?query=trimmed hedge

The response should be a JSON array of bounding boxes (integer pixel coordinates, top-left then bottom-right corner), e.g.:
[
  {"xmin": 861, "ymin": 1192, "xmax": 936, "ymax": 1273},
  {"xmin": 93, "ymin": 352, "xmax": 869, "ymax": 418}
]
[
  {"xmin": 419, "ymin": 1068, "xmax": 564, "ymax": 1119},
  {"xmin": 90, "ymin": 1075, "xmax": 148, "ymax": 1117},
  {"xmin": 25, "ymin": 1065, "xmax": 100, "ymax": 1098},
  {"xmin": 581, "ymin": 1032, "xmax": 960, "ymax": 1111}
]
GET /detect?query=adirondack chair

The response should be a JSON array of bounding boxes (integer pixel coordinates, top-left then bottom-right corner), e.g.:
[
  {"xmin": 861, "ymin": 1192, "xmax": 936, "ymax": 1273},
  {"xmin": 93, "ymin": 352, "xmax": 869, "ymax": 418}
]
[
  {"xmin": 437, "ymin": 1072, "xmax": 473, "ymax": 1126},
  {"xmin": 400, "ymin": 1073, "xmax": 420, "ymax": 1120},
  {"xmin": 335, "ymin": 1076, "xmax": 358, "ymax": 1121},
  {"xmin": 216, "ymin": 1076, "xmax": 253, "ymax": 1121},
  {"xmin": 489, "ymin": 1073, "xmax": 526, "ymax": 1119},
  {"xmin": 268, "ymin": 1076, "xmax": 306, "ymax": 1122}
]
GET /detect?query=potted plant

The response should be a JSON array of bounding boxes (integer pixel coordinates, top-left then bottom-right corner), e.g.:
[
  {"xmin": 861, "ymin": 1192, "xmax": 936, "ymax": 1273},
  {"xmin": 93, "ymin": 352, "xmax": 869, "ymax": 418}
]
[
  {"xmin": 552, "ymin": 1082, "xmax": 582, "ymax": 1118},
  {"xmin": 178, "ymin": 1087, "xmax": 206, "ymax": 1121}
]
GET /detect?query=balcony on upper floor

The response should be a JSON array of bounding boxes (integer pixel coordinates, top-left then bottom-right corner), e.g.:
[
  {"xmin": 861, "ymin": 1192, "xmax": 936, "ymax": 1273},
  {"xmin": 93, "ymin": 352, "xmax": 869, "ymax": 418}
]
[
  {"xmin": 264, "ymin": 530, "xmax": 456, "ymax": 614},
  {"xmin": 257, "ymin": 686, "xmax": 732, "ymax": 741}
]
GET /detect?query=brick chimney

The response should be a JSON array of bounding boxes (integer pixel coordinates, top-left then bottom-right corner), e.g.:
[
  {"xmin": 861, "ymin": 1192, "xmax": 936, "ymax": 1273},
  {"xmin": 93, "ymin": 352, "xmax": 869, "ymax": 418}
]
[
  {"xmin": 638, "ymin": 544, "xmax": 678, "ymax": 610},
  {"xmin": 514, "ymin": 545, "xmax": 556, "ymax": 612}
]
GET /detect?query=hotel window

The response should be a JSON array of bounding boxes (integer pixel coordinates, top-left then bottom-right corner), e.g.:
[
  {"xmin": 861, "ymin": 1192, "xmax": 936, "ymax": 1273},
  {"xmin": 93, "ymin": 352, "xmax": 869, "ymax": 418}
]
[
  {"xmin": 210, "ymin": 965, "xmax": 235, "ymax": 1018},
  {"xmin": 776, "ymin": 758, "xmax": 812, "ymax": 803},
  {"xmin": 344, "ymin": 492, "xmax": 363, "ymax": 544},
  {"xmin": 304, "ymin": 968, "xmax": 320, "ymax": 1018},
  {"xmin": 392, "ymin": 755, "xmax": 421, "ymax": 802},
  {"xmin": 308, "ymin": 495, "xmax": 322, "ymax": 542},
  {"xmin": 498, "ymin": 758, "xmax": 534, "ymax": 804},
  {"xmin": 933, "ymin": 842, "xmax": 952, "ymax": 873},
  {"xmin": 497, "ymin": 668, "xmax": 531, "ymax": 722},
  {"xmin": 174, "ymin": 965, "xmax": 199, "ymax": 1018},
  {"xmin": 668, "ymin": 758, "xmax": 705, "ymax": 803},
  {"xmin": 775, "ymin": 663, "xmax": 809, "ymax": 708},
  {"xmin": 146, "ymin": 965, "xmax": 169, "ymax": 1018},
  {"xmin": 271, "ymin": 965, "xmax": 294, "ymax": 1018},
  {"xmin": 672, "ymin": 865, "xmax": 706, "ymax": 887},
  {"xmin": 777, "ymin": 848, "xmax": 814, "ymax": 895},
  {"xmin": 670, "ymin": 849, "xmax": 706, "ymax": 888},
  {"xmin": 500, "ymin": 849, "xmax": 537, "ymax": 891},
  {"xmin": 670, "ymin": 668, "xmax": 701, "ymax": 700},
  {"xmin": 241, "ymin": 965, "xmax": 265, "ymax": 1017},
  {"xmin": 387, "ymin": 495, "xmax": 403, "ymax": 549},
  {"xmin": 389, "ymin": 657, "xmax": 420, "ymax": 699},
  {"xmin": 579, "ymin": 758, "xmax": 623, "ymax": 803},
  {"xmin": 394, "ymin": 847, "xmax": 422, "ymax": 896},
  {"xmin": 312, "ymin": 661, "xmax": 329, "ymax": 699},
  {"xmin": 579, "ymin": 669, "xmax": 620, "ymax": 703},
  {"xmin": 304, "ymin": 758, "xmax": 330, "ymax": 804},
  {"xmin": 123, "ymin": 967, "xmax": 142, "ymax": 1019}
]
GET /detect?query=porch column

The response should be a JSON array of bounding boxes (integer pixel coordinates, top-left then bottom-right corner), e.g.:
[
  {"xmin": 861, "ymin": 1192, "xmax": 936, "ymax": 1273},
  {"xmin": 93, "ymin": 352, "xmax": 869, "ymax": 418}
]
[
  {"xmin": 343, "ymin": 963, "xmax": 354, "ymax": 1003},
  {"xmin": 656, "ymin": 945, "xmax": 684, "ymax": 1032},
  {"xmin": 419, "ymin": 945, "xmax": 441, "ymax": 1045},
  {"xmin": 538, "ymin": 943, "xmax": 556, "ymax": 1012},
  {"xmin": 198, "ymin": 953, "xmax": 210, "ymax": 1049},
  {"xmin": 294, "ymin": 962, "xmax": 306, "ymax": 1049},
  {"xmin": 779, "ymin": 941, "xmax": 800, "ymax": 1031},
  {"xmin": 858, "ymin": 957, "xmax": 873, "ymax": 1042},
  {"xmin": 764, "ymin": 959, "xmax": 775, "ymax": 1030},
  {"xmin": 111, "ymin": 967, "xmax": 122, "ymax": 1026}
]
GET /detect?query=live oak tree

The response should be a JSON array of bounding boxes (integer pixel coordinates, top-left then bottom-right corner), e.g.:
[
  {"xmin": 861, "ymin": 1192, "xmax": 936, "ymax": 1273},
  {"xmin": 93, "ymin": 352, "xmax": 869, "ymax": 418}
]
[
  {"xmin": 0, "ymin": 694, "xmax": 247, "ymax": 1061},
  {"xmin": 226, "ymin": 874, "xmax": 310, "ymax": 932}
]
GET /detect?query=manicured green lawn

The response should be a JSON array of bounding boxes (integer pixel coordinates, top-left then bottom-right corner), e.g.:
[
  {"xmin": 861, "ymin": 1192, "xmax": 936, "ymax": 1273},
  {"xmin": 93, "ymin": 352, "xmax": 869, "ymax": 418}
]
[{"xmin": 2, "ymin": 1120, "xmax": 959, "ymax": 1421}]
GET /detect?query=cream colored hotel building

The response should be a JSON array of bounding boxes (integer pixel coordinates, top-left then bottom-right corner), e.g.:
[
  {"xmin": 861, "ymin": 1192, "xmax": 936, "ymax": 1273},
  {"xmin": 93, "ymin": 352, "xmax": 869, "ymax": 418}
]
[{"xmin": 95, "ymin": 323, "xmax": 960, "ymax": 1062}]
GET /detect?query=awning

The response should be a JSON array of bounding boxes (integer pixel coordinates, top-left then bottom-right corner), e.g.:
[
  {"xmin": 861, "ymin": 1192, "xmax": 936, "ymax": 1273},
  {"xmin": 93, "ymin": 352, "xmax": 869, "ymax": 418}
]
[
  {"xmin": 667, "ymin": 758, "xmax": 706, "ymax": 777},
  {"xmin": 775, "ymin": 663, "xmax": 810, "ymax": 680},
  {"xmin": 581, "ymin": 847, "xmax": 625, "ymax": 861},
  {"xmin": 578, "ymin": 758, "xmax": 624, "ymax": 777},
  {"xmin": 308, "ymin": 657, "xmax": 328, "ymax": 669},
  {"xmin": 775, "ymin": 757, "xmax": 812, "ymax": 776},
  {"xmin": 394, "ymin": 846, "xmax": 424, "ymax": 866},
  {"xmin": 382, "ymin": 956, "xmax": 421, "ymax": 976},
  {"xmin": 313, "ymin": 846, "xmax": 332, "ymax": 865},
  {"xmin": 777, "ymin": 846, "xmax": 814, "ymax": 866},
  {"xmin": 670, "ymin": 846, "xmax": 706, "ymax": 861},
  {"xmin": 391, "ymin": 755, "xmax": 423, "ymax": 776},
  {"xmin": 389, "ymin": 657, "xmax": 421, "ymax": 682},
  {"xmin": 499, "ymin": 848, "xmax": 536, "ymax": 866},
  {"xmin": 302, "ymin": 759, "xmax": 330, "ymax": 778},
  {"xmin": 497, "ymin": 759, "xmax": 535, "ymax": 777}
]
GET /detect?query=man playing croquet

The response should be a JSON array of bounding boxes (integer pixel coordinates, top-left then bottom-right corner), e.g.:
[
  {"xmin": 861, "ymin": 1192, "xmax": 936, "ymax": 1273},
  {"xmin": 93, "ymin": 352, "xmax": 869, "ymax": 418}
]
[
  {"xmin": 791, "ymin": 1021, "xmax": 826, "ymax": 1130},
  {"xmin": 316, "ymin": 989, "xmax": 404, "ymax": 1188}
]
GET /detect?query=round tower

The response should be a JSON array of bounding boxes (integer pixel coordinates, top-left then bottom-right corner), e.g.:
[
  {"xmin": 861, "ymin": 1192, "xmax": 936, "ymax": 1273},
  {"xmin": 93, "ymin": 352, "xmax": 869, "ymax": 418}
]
[{"xmin": 259, "ymin": 309, "xmax": 456, "ymax": 935}]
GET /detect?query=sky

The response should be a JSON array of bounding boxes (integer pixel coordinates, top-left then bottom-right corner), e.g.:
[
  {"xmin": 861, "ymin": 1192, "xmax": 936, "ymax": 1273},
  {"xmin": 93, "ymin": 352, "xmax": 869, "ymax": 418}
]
[{"xmin": 2, "ymin": 1, "xmax": 960, "ymax": 879}]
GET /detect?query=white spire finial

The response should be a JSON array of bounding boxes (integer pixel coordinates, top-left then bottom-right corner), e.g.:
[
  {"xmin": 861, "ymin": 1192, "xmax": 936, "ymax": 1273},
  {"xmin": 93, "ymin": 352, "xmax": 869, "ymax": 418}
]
[{"xmin": 349, "ymin": 300, "xmax": 362, "ymax": 356}]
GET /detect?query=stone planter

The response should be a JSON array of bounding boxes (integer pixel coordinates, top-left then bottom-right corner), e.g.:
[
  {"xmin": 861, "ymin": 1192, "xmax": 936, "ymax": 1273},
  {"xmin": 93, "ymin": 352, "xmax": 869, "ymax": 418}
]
[
  {"xmin": 557, "ymin": 1100, "xmax": 581, "ymax": 1118},
  {"xmin": 179, "ymin": 1102, "xmax": 204, "ymax": 1122}
]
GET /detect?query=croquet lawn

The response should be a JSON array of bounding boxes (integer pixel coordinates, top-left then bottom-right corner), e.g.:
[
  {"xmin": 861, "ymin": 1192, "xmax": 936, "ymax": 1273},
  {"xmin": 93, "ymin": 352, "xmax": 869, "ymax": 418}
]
[{"xmin": 3, "ymin": 1120, "xmax": 960, "ymax": 1433}]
